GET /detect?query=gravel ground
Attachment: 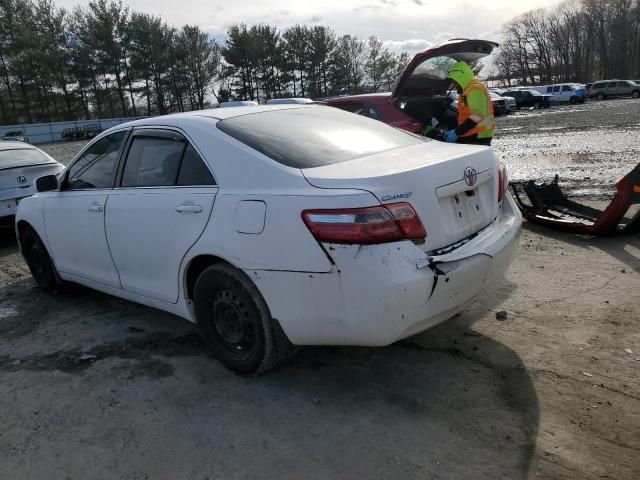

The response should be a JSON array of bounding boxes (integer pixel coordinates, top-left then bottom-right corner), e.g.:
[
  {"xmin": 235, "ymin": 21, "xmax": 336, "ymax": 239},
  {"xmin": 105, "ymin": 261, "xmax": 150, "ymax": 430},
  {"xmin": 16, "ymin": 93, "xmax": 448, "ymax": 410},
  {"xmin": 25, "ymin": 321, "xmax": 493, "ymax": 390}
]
[
  {"xmin": 493, "ymin": 99, "xmax": 640, "ymax": 199},
  {"xmin": 1, "ymin": 100, "xmax": 639, "ymax": 480}
]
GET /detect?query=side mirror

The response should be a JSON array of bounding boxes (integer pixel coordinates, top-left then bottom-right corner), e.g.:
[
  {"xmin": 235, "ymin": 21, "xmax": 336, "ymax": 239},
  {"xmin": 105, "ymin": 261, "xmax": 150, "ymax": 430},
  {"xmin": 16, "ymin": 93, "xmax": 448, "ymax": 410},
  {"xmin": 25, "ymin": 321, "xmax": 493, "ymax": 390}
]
[{"xmin": 36, "ymin": 175, "xmax": 58, "ymax": 192}]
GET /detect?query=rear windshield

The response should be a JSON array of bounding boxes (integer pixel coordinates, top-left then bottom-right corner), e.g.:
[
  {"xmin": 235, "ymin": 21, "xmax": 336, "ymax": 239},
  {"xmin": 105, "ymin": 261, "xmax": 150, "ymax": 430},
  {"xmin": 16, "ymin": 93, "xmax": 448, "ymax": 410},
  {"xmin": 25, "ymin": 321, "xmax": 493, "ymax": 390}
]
[
  {"xmin": 216, "ymin": 107, "xmax": 426, "ymax": 169},
  {"xmin": 0, "ymin": 148, "xmax": 53, "ymax": 170}
]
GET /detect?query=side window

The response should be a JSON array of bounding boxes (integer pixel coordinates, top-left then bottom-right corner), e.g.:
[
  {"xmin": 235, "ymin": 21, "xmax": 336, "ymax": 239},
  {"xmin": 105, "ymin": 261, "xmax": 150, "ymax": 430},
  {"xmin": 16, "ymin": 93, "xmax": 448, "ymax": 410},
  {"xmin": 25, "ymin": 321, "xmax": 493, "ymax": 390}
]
[
  {"xmin": 546, "ymin": 87, "xmax": 552, "ymax": 93},
  {"xmin": 553, "ymin": 86, "xmax": 561, "ymax": 92},
  {"xmin": 562, "ymin": 85, "xmax": 572, "ymax": 92},
  {"xmin": 122, "ymin": 135, "xmax": 185, "ymax": 187},
  {"xmin": 593, "ymin": 82, "xmax": 603, "ymax": 89},
  {"xmin": 618, "ymin": 81, "xmax": 629, "ymax": 87},
  {"xmin": 607, "ymin": 81, "xmax": 617, "ymax": 88},
  {"xmin": 177, "ymin": 145, "xmax": 215, "ymax": 186},
  {"xmin": 67, "ymin": 131, "xmax": 126, "ymax": 189}
]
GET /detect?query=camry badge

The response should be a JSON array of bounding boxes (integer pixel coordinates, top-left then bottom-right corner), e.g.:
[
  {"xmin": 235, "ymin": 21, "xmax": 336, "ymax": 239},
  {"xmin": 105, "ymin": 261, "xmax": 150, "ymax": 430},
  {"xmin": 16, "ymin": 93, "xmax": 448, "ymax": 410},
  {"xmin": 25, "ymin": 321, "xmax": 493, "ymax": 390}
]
[
  {"xmin": 382, "ymin": 192, "xmax": 412, "ymax": 202},
  {"xmin": 463, "ymin": 167, "xmax": 478, "ymax": 187}
]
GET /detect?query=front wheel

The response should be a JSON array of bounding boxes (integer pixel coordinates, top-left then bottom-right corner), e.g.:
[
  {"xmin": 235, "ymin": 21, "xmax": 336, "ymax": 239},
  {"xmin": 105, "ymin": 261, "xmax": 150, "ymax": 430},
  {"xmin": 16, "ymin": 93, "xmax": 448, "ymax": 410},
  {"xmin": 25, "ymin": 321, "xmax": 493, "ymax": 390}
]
[
  {"xmin": 597, "ymin": 93, "xmax": 605, "ymax": 100},
  {"xmin": 570, "ymin": 97, "xmax": 578, "ymax": 105},
  {"xmin": 193, "ymin": 263, "xmax": 279, "ymax": 374},
  {"xmin": 22, "ymin": 227, "xmax": 62, "ymax": 292},
  {"xmin": 533, "ymin": 101, "xmax": 541, "ymax": 109},
  {"xmin": 632, "ymin": 90, "xmax": 640, "ymax": 99}
]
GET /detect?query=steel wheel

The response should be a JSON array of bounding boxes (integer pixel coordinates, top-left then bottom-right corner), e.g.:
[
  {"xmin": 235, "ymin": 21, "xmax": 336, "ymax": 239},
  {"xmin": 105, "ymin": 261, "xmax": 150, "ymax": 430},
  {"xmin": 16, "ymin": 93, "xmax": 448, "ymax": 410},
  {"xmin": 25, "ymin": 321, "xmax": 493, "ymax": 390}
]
[
  {"xmin": 211, "ymin": 289, "xmax": 257, "ymax": 361},
  {"xmin": 193, "ymin": 263, "xmax": 279, "ymax": 374}
]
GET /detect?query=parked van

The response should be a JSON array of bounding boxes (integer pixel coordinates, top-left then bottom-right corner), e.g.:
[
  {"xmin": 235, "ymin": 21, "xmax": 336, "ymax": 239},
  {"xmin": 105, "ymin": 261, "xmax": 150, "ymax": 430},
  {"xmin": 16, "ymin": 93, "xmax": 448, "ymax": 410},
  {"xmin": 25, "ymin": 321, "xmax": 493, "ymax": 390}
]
[
  {"xmin": 535, "ymin": 84, "xmax": 586, "ymax": 104},
  {"xmin": 589, "ymin": 80, "xmax": 640, "ymax": 100}
]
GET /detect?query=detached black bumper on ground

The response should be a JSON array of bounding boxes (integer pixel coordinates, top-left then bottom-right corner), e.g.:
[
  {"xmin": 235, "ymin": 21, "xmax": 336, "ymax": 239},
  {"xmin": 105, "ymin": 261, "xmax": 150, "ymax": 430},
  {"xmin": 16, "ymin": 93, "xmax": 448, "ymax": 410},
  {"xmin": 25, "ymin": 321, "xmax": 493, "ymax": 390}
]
[{"xmin": 510, "ymin": 163, "xmax": 640, "ymax": 235}]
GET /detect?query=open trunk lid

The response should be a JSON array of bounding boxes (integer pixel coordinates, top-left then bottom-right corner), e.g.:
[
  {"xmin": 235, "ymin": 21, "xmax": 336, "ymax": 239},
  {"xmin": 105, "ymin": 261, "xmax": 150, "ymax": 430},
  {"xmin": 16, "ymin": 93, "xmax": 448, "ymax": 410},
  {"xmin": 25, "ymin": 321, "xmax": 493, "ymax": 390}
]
[
  {"xmin": 392, "ymin": 39, "xmax": 498, "ymax": 100},
  {"xmin": 302, "ymin": 141, "xmax": 500, "ymax": 252}
]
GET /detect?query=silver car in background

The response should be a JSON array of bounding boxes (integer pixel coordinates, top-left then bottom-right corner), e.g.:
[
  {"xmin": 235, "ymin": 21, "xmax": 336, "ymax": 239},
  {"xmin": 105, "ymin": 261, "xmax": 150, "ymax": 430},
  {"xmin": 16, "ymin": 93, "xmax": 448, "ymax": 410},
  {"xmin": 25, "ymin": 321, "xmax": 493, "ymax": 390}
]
[{"xmin": 0, "ymin": 142, "xmax": 63, "ymax": 225}]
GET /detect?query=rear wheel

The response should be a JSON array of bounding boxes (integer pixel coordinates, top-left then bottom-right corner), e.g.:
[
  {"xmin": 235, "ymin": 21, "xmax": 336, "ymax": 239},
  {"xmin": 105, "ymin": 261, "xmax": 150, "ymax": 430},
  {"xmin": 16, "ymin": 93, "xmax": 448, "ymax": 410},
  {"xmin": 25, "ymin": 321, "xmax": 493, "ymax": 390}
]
[
  {"xmin": 22, "ymin": 227, "xmax": 62, "ymax": 292},
  {"xmin": 570, "ymin": 96, "xmax": 578, "ymax": 105},
  {"xmin": 193, "ymin": 263, "xmax": 279, "ymax": 374},
  {"xmin": 597, "ymin": 92, "xmax": 605, "ymax": 100}
]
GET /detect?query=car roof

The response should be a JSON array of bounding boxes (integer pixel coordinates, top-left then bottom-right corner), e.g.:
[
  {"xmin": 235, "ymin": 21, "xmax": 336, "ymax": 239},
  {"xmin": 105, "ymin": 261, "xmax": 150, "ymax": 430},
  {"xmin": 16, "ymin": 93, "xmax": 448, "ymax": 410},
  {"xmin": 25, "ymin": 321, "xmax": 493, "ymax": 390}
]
[
  {"xmin": 0, "ymin": 141, "xmax": 34, "ymax": 150},
  {"xmin": 113, "ymin": 105, "xmax": 317, "ymax": 129}
]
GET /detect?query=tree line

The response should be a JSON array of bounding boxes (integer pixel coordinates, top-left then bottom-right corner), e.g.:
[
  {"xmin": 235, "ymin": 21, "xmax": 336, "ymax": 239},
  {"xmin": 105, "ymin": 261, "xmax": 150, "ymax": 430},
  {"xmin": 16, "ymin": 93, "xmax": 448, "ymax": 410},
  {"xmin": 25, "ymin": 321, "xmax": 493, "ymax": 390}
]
[
  {"xmin": 494, "ymin": 0, "xmax": 640, "ymax": 86},
  {"xmin": 0, "ymin": 0, "xmax": 409, "ymax": 125}
]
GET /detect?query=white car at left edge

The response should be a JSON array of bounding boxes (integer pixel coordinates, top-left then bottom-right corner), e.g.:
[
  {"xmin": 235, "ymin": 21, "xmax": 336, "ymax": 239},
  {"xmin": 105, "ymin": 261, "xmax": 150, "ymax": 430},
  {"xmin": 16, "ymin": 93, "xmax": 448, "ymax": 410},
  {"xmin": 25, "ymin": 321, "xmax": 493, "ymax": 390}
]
[{"xmin": 0, "ymin": 142, "xmax": 64, "ymax": 227}]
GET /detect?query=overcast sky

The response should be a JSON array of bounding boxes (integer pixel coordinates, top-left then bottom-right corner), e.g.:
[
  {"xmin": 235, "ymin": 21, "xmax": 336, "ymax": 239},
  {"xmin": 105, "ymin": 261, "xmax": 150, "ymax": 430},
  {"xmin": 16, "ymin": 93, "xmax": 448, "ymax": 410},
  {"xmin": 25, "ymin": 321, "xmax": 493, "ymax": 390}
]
[{"xmin": 57, "ymin": 0, "xmax": 563, "ymax": 54}]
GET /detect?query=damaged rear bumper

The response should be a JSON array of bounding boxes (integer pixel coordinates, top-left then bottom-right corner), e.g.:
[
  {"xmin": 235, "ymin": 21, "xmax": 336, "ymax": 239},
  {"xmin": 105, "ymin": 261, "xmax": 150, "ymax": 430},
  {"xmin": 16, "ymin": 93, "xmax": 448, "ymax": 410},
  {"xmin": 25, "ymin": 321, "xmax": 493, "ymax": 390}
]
[{"xmin": 249, "ymin": 194, "xmax": 521, "ymax": 346}]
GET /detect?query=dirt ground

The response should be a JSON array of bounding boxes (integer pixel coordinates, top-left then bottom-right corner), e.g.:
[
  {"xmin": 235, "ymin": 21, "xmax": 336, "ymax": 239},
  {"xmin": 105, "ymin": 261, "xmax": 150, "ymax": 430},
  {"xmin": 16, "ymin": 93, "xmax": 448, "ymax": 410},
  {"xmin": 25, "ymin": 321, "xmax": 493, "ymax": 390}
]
[{"xmin": 1, "ymin": 100, "xmax": 639, "ymax": 479}]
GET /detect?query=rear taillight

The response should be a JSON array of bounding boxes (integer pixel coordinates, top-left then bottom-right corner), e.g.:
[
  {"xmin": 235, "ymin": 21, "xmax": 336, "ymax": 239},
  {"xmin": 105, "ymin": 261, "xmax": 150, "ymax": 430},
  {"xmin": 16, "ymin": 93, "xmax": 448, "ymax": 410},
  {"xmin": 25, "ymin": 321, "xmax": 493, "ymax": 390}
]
[
  {"xmin": 498, "ymin": 161, "xmax": 509, "ymax": 203},
  {"xmin": 302, "ymin": 202, "xmax": 427, "ymax": 245}
]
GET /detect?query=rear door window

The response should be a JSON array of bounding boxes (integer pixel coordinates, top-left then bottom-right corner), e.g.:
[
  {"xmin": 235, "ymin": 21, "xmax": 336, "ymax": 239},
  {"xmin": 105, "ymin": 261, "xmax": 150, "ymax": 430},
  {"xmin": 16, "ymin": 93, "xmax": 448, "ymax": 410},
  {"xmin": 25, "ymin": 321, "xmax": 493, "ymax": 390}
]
[
  {"xmin": 121, "ymin": 130, "xmax": 215, "ymax": 187},
  {"xmin": 553, "ymin": 86, "xmax": 561, "ymax": 92},
  {"xmin": 546, "ymin": 87, "xmax": 552, "ymax": 93},
  {"xmin": 217, "ymin": 107, "xmax": 426, "ymax": 169},
  {"xmin": 607, "ymin": 81, "xmax": 617, "ymax": 88},
  {"xmin": 177, "ymin": 144, "xmax": 215, "ymax": 186},
  {"xmin": 122, "ymin": 135, "xmax": 185, "ymax": 187},
  {"xmin": 562, "ymin": 85, "xmax": 572, "ymax": 92}
]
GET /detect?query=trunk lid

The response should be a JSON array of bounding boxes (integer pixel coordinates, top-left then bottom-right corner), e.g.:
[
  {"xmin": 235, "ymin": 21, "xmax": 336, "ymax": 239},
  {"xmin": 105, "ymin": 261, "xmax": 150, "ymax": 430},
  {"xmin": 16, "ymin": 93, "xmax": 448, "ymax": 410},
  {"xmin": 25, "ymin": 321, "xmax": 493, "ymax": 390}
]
[
  {"xmin": 0, "ymin": 163, "xmax": 62, "ymax": 195},
  {"xmin": 302, "ymin": 141, "xmax": 500, "ymax": 251},
  {"xmin": 392, "ymin": 39, "xmax": 498, "ymax": 100}
]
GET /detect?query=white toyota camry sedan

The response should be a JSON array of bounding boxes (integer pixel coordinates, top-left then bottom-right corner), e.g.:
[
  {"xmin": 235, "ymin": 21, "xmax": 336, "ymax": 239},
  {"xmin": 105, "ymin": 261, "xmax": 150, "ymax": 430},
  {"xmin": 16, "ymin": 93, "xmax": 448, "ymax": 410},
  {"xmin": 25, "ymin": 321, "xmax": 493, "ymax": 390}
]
[
  {"xmin": 1, "ymin": 142, "xmax": 63, "ymax": 226},
  {"xmin": 16, "ymin": 105, "xmax": 521, "ymax": 374}
]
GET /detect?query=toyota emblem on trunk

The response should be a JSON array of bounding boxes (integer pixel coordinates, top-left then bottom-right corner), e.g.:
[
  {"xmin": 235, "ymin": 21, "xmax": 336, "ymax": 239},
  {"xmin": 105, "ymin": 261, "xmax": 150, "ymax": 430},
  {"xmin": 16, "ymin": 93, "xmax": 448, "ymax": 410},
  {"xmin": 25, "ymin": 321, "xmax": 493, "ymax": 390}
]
[
  {"xmin": 463, "ymin": 167, "xmax": 478, "ymax": 187},
  {"xmin": 17, "ymin": 175, "xmax": 27, "ymax": 184}
]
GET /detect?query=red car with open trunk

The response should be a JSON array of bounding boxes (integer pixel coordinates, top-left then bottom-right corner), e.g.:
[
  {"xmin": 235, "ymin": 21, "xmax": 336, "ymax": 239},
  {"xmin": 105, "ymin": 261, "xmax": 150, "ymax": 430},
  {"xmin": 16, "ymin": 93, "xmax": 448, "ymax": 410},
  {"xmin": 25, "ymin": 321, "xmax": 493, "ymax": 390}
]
[{"xmin": 324, "ymin": 39, "xmax": 498, "ymax": 138}]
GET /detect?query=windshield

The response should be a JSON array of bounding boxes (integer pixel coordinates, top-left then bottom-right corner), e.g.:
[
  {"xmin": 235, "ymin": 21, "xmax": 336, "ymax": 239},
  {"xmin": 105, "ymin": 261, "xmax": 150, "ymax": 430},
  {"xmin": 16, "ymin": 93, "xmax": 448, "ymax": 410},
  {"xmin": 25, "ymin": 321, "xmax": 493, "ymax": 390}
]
[
  {"xmin": 0, "ymin": 148, "xmax": 53, "ymax": 170},
  {"xmin": 217, "ymin": 107, "xmax": 427, "ymax": 169}
]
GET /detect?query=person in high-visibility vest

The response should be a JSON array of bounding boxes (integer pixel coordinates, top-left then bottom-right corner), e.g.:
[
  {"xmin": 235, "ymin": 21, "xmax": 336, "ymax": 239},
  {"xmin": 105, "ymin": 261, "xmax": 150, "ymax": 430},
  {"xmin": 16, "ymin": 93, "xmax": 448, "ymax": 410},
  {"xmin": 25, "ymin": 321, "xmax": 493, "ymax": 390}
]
[{"xmin": 445, "ymin": 61, "xmax": 495, "ymax": 146}]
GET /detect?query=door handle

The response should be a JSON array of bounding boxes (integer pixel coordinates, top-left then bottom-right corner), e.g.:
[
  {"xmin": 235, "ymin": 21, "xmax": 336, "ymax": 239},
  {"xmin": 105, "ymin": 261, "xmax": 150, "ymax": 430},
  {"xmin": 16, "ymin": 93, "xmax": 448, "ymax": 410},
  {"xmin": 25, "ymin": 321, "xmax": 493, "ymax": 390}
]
[
  {"xmin": 175, "ymin": 203, "xmax": 202, "ymax": 213},
  {"xmin": 88, "ymin": 203, "xmax": 104, "ymax": 212}
]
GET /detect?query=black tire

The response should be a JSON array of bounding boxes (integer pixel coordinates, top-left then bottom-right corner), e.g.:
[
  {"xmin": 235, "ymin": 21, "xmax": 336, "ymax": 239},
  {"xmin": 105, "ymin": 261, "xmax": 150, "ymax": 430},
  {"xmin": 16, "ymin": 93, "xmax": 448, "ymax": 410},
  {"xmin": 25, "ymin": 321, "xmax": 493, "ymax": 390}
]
[
  {"xmin": 570, "ymin": 96, "xmax": 577, "ymax": 105},
  {"xmin": 194, "ymin": 263, "xmax": 278, "ymax": 374},
  {"xmin": 597, "ymin": 92, "xmax": 605, "ymax": 100},
  {"xmin": 22, "ymin": 227, "xmax": 62, "ymax": 292},
  {"xmin": 533, "ymin": 101, "xmax": 541, "ymax": 109},
  {"xmin": 632, "ymin": 90, "xmax": 640, "ymax": 99}
]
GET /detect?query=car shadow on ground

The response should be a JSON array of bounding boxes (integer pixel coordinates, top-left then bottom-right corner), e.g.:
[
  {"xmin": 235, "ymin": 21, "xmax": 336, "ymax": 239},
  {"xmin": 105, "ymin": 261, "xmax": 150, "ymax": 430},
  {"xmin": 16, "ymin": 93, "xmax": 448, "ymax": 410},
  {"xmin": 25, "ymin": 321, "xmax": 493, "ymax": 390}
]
[
  {"xmin": 523, "ymin": 221, "xmax": 640, "ymax": 273},
  {"xmin": 0, "ymin": 229, "xmax": 538, "ymax": 479}
]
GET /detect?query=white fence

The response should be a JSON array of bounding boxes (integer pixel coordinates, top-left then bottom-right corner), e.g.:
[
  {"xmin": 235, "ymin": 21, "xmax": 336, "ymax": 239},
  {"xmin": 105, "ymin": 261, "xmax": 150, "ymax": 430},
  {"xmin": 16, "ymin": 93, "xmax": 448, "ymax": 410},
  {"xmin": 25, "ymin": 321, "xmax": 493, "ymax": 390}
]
[{"xmin": 0, "ymin": 117, "xmax": 147, "ymax": 145}]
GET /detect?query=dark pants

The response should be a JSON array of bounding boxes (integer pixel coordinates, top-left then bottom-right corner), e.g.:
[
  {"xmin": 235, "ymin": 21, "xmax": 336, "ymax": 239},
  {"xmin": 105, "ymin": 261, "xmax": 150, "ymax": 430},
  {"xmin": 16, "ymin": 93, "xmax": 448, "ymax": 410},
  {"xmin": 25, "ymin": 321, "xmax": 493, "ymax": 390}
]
[{"xmin": 458, "ymin": 135, "xmax": 492, "ymax": 146}]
